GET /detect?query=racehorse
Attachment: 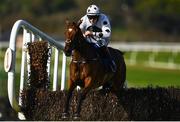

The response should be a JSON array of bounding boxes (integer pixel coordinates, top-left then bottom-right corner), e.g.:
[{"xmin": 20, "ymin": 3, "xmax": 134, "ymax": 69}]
[{"xmin": 62, "ymin": 20, "xmax": 126, "ymax": 119}]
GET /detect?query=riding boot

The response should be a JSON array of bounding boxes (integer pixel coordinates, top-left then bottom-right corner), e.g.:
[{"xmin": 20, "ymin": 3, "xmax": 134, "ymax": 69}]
[{"xmin": 98, "ymin": 46, "xmax": 117, "ymax": 73}]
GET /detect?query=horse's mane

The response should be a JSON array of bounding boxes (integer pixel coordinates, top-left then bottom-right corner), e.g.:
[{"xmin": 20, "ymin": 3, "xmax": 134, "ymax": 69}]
[{"xmin": 72, "ymin": 22, "xmax": 97, "ymax": 52}]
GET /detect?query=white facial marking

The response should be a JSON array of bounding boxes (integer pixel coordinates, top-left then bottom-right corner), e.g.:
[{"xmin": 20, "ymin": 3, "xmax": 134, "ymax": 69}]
[{"xmin": 68, "ymin": 28, "xmax": 73, "ymax": 32}]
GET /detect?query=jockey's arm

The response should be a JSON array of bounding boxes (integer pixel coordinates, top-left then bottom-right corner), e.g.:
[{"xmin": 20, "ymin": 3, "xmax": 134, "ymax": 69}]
[
  {"xmin": 83, "ymin": 26, "xmax": 111, "ymax": 39},
  {"xmin": 92, "ymin": 26, "xmax": 111, "ymax": 39},
  {"xmin": 93, "ymin": 14, "xmax": 111, "ymax": 44},
  {"xmin": 93, "ymin": 21, "xmax": 111, "ymax": 46}
]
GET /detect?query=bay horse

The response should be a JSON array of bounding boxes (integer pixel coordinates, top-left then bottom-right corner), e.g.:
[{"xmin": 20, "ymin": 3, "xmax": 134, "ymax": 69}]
[{"xmin": 62, "ymin": 20, "xmax": 126, "ymax": 119}]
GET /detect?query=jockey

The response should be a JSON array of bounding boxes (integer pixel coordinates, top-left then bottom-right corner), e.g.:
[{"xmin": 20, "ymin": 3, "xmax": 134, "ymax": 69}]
[{"xmin": 79, "ymin": 4, "xmax": 116, "ymax": 73}]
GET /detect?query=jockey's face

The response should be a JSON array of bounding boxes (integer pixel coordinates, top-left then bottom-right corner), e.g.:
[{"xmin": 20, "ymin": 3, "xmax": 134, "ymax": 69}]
[{"xmin": 87, "ymin": 15, "xmax": 99, "ymax": 24}]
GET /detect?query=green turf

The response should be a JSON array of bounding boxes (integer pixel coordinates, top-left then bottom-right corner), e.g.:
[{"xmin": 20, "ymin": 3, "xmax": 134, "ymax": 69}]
[
  {"xmin": 126, "ymin": 65, "xmax": 180, "ymax": 88},
  {"xmin": 174, "ymin": 53, "xmax": 180, "ymax": 63}
]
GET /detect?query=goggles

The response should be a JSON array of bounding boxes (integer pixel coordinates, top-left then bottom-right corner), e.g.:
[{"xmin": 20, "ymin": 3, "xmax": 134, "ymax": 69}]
[{"xmin": 87, "ymin": 15, "xmax": 99, "ymax": 20}]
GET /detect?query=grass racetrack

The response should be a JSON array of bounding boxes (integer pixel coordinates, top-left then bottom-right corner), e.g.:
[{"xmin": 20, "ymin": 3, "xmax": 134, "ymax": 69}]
[{"xmin": 126, "ymin": 65, "xmax": 180, "ymax": 87}]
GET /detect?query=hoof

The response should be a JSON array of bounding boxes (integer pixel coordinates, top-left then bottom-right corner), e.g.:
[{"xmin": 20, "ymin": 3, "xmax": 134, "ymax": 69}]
[
  {"xmin": 73, "ymin": 113, "xmax": 80, "ymax": 120},
  {"xmin": 61, "ymin": 112, "xmax": 69, "ymax": 119}
]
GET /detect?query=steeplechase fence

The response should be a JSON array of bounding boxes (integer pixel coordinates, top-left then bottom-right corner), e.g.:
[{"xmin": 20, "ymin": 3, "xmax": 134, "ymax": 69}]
[{"xmin": 4, "ymin": 20, "xmax": 67, "ymax": 119}]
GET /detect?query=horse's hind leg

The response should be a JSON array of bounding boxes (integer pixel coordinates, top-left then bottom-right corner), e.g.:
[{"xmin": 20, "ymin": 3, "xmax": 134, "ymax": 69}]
[
  {"xmin": 112, "ymin": 60, "xmax": 126, "ymax": 92},
  {"xmin": 62, "ymin": 81, "xmax": 76, "ymax": 119},
  {"xmin": 111, "ymin": 74, "xmax": 126, "ymax": 92}
]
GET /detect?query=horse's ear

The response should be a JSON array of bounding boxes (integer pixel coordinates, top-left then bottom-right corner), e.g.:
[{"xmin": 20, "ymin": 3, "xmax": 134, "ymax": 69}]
[
  {"xmin": 77, "ymin": 19, "xmax": 82, "ymax": 27},
  {"xmin": 65, "ymin": 18, "xmax": 70, "ymax": 26}
]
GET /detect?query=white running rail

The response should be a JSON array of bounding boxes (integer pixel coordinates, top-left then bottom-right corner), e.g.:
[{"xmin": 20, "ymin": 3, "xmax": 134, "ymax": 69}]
[
  {"xmin": 110, "ymin": 42, "xmax": 180, "ymax": 70},
  {"xmin": 4, "ymin": 20, "xmax": 67, "ymax": 119}
]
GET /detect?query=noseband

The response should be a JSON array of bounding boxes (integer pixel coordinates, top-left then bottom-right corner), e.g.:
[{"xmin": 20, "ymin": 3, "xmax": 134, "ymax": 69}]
[{"xmin": 65, "ymin": 39, "xmax": 71, "ymax": 44}]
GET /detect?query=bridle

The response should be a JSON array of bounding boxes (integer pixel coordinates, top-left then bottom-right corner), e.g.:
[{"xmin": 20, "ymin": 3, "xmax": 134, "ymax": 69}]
[
  {"xmin": 65, "ymin": 39, "xmax": 71, "ymax": 44},
  {"xmin": 64, "ymin": 25, "xmax": 99, "ymax": 64}
]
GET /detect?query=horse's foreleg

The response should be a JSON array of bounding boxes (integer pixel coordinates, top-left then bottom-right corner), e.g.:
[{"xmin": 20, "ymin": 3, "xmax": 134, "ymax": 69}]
[
  {"xmin": 73, "ymin": 87, "xmax": 91, "ymax": 119},
  {"xmin": 62, "ymin": 80, "xmax": 76, "ymax": 119},
  {"xmin": 74, "ymin": 77, "xmax": 92, "ymax": 119}
]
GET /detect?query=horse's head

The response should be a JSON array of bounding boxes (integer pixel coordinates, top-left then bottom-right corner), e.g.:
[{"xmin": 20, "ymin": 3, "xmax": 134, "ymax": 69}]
[{"xmin": 64, "ymin": 20, "xmax": 82, "ymax": 56}]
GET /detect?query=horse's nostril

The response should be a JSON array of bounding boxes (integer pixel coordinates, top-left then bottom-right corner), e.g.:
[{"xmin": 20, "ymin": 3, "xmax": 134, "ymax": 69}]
[
  {"xmin": 63, "ymin": 48, "xmax": 71, "ymax": 56},
  {"xmin": 65, "ymin": 51, "xmax": 71, "ymax": 56}
]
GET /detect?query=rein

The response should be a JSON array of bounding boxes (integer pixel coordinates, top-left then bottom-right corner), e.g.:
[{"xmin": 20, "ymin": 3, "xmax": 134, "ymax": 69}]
[
  {"xmin": 70, "ymin": 39, "xmax": 100, "ymax": 64},
  {"xmin": 65, "ymin": 38, "xmax": 99, "ymax": 64},
  {"xmin": 71, "ymin": 58, "xmax": 98, "ymax": 64},
  {"xmin": 65, "ymin": 25, "xmax": 100, "ymax": 64}
]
